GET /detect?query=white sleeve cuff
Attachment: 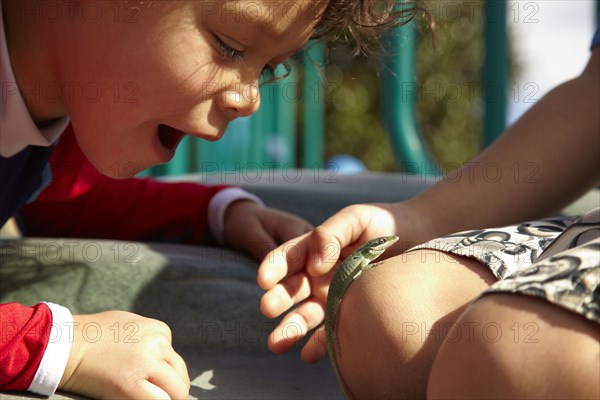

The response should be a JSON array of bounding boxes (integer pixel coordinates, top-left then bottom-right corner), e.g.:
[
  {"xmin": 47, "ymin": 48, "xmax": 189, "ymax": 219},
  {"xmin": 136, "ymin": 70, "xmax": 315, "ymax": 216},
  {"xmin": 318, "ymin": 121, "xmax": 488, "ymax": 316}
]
[
  {"xmin": 208, "ymin": 187, "xmax": 265, "ymax": 245},
  {"xmin": 28, "ymin": 302, "xmax": 74, "ymax": 396}
]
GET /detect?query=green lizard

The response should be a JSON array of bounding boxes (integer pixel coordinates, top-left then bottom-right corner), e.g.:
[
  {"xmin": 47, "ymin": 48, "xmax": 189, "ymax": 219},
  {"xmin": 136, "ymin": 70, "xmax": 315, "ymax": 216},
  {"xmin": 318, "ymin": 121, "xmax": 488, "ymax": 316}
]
[{"xmin": 325, "ymin": 235, "xmax": 399, "ymax": 398}]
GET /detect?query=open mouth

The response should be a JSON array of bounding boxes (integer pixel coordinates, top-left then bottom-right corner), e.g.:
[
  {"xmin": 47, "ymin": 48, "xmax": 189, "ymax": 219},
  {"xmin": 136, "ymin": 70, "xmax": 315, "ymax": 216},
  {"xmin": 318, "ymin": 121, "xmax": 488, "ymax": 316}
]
[{"xmin": 157, "ymin": 124, "xmax": 186, "ymax": 151}]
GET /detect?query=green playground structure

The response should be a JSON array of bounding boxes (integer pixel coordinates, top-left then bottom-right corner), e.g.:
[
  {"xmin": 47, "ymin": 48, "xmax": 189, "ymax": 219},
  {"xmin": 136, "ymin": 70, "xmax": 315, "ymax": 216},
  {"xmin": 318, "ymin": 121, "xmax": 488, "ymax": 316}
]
[{"xmin": 142, "ymin": 1, "xmax": 598, "ymax": 178}]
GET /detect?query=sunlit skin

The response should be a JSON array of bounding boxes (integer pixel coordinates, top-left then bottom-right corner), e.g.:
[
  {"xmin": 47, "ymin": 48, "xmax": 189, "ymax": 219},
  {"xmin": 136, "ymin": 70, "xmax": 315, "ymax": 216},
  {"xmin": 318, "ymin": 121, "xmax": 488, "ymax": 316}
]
[
  {"xmin": 5, "ymin": 0, "xmax": 322, "ymax": 177},
  {"xmin": 3, "ymin": 0, "xmax": 326, "ymax": 397},
  {"xmin": 258, "ymin": 49, "xmax": 600, "ymax": 397},
  {"xmin": 9, "ymin": 0, "xmax": 598, "ymax": 398}
]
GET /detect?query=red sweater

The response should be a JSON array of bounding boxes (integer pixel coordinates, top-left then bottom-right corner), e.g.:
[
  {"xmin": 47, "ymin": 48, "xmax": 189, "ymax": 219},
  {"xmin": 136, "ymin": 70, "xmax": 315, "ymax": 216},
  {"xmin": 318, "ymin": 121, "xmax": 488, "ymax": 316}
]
[
  {"xmin": 19, "ymin": 126, "xmax": 229, "ymax": 243},
  {"xmin": 0, "ymin": 303, "xmax": 53, "ymax": 391},
  {"xmin": 1, "ymin": 126, "xmax": 231, "ymax": 392}
]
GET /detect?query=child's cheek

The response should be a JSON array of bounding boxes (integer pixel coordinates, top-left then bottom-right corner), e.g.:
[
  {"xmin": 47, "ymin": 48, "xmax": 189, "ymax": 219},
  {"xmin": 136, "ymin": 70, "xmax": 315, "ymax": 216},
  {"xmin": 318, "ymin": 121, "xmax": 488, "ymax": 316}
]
[{"xmin": 67, "ymin": 102, "xmax": 159, "ymax": 179}]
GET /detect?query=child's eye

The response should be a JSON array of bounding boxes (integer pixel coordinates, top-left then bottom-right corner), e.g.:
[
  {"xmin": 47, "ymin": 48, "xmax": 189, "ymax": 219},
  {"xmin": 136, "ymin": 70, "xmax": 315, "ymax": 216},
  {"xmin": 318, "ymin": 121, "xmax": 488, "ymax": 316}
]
[
  {"xmin": 212, "ymin": 35, "xmax": 244, "ymax": 63},
  {"xmin": 211, "ymin": 34, "xmax": 287, "ymax": 83}
]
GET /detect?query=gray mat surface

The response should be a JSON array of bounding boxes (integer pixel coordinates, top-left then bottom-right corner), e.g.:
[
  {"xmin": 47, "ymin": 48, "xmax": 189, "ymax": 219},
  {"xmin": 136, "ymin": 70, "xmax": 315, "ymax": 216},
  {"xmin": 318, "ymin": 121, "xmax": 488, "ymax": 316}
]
[
  {"xmin": 0, "ymin": 240, "xmax": 342, "ymax": 400},
  {"xmin": 3, "ymin": 171, "xmax": 595, "ymax": 399},
  {"xmin": 5, "ymin": 172, "xmax": 431, "ymax": 399}
]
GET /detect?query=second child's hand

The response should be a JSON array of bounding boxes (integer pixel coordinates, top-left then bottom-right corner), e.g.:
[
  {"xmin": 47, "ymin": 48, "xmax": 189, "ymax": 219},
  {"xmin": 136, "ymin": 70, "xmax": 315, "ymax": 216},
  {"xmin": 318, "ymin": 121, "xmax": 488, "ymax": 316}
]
[
  {"xmin": 257, "ymin": 202, "xmax": 432, "ymax": 363},
  {"xmin": 223, "ymin": 200, "xmax": 313, "ymax": 261}
]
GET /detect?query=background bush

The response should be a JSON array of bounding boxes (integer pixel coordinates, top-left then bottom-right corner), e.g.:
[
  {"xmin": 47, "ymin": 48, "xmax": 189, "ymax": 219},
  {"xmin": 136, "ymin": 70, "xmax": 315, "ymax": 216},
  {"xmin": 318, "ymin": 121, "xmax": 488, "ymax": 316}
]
[{"xmin": 322, "ymin": 0, "xmax": 516, "ymax": 172}]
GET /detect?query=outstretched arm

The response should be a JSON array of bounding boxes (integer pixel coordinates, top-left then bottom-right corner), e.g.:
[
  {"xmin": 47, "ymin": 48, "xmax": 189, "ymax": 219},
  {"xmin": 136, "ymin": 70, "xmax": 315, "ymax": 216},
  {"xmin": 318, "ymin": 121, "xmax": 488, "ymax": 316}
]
[
  {"xmin": 258, "ymin": 47, "xmax": 600, "ymax": 362},
  {"xmin": 417, "ymin": 47, "xmax": 600, "ymax": 236}
]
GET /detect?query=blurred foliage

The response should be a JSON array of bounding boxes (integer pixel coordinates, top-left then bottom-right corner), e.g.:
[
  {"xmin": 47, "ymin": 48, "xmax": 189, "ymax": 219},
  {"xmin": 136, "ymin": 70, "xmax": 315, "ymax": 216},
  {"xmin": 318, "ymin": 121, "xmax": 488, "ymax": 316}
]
[
  {"xmin": 322, "ymin": 0, "xmax": 517, "ymax": 172},
  {"xmin": 322, "ymin": 58, "xmax": 393, "ymax": 171}
]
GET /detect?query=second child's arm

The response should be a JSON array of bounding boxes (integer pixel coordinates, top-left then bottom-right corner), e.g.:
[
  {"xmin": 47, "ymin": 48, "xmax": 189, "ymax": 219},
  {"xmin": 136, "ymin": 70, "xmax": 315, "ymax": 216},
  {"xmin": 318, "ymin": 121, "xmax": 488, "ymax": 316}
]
[
  {"xmin": 258, "ymin": 48, "xmax": 600, "ymax": 362},
  {"xmin": 416, "ymin": 47, "xmax": 600, "ymax": 238}
]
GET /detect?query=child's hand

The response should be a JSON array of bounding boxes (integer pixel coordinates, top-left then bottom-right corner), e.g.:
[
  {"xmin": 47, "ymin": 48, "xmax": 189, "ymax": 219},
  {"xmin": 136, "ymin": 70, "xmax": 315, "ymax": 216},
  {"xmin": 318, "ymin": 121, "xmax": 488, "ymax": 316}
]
[
  {"xmin": 257, "ymin": 201, "xmax": 434, "ymax": 363},
  {"xmin": 59, "ymin": 311, "xmax": 190, "ymax": 399},
  {"xmin": 223, "ymin": 200, "xmax": 313, "ymax": 261}
]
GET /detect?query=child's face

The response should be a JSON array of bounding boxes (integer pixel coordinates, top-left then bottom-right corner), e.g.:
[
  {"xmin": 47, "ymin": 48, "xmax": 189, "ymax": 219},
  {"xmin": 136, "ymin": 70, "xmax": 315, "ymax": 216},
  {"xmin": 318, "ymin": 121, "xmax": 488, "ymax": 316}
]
[{"xmin": 54, "ymin": 0, "xmax": 324, "ymax": 177}]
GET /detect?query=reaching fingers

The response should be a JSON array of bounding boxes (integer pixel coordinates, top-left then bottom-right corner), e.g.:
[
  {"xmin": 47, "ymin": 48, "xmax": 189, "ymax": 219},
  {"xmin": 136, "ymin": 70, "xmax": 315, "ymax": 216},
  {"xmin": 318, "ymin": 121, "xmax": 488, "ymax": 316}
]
[
  {"xmin": 259, "ymin": 204, "xmax": 378, "ymax": 289},
  {"xmin": 260, "ymin": 272, "xmax": 312, "ymax": 318},
  {"xmin": 257, "ymin": 232, "xmax": 311, "ymax": 290},
  {"xmin": 306, "ymin": 225, "xmax": 343, "ymax": 273},
  {"xmin": 257, "ymin": 225, "xmax": 346, "ymax": 291},
  {"xmin": 267, "ymin": 300, "xmax": 326, "ymax": 354},
  {"xmin": 306, "ymin": 205, "xmax": 374, "ymax": 276},
  {"xmin": 261, "ymin": 267, "xmax": 334, "ymax": 319}
]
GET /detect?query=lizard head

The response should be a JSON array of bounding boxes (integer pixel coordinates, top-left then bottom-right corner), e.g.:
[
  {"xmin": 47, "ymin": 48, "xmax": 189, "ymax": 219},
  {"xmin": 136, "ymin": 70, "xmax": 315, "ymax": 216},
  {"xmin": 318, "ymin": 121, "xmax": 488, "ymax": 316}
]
[{"xmin": 361, "ymin": 236, "xmax": 400, "ymax": 262}]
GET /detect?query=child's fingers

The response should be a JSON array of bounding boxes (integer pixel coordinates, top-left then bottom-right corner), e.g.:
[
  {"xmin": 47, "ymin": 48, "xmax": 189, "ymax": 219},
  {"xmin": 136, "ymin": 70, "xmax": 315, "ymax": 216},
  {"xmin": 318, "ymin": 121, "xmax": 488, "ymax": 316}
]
[
  {"xmin": 166, "ymin": 351, "xmax": 191, "ymax": 389},
  {"xmin": 146, "ymin": 361, "xmax": 190, "ymax": 399},
  {"xmin": 133, "ymin": 380, "xmax": 172, "ymax": 399},
  {"xmin": 260, "ymin": 272, "xmax": 311, "ymax": 318},
  {"xmin": 260, "ymin": 264, "xmax": 334, "ymax": 319},
  {"xmin": 242, "ymin": 225, "xmax": 279, "ymax": 261},
  {"xmin": 306, "ymin": 205, "xmax": 373, "ymax": 276},
  {"xmin": 257, "ymin": 232, "xmax": 311, "ymax": 290},
  {"xmin": 272, "ymin": 218, "xmax": 313, "ymax": 245},
  {"xmin": 267, "ymin": 300, "xmax": 325, "ymax": 354},
  {"xmin": 258, "ymin": 204, "xmax": 373, "ymax": 289}
]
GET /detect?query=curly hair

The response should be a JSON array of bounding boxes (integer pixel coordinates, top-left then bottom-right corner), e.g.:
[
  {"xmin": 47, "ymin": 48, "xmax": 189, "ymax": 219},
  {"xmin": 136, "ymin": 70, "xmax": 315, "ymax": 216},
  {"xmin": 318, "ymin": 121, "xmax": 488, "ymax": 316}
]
[{"xmin": 313, "ymin": 0, "xmax": 424, "ymax": 55}]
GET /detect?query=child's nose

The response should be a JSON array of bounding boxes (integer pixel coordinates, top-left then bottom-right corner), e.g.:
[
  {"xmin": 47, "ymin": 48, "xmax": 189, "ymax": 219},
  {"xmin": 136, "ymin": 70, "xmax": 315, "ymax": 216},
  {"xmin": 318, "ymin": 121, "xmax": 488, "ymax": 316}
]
[{"xmin": 219, "ymin": 84, "xmax": 261, "ymax": 119}]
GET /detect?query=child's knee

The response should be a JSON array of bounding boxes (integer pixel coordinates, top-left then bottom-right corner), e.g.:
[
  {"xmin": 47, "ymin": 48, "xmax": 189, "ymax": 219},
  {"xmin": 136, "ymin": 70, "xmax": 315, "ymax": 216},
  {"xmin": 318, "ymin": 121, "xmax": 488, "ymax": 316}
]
[
  {"xmin": 336, "ymin": 250, "xmax": 491, "ymax": 358},
  {"xmin": 332, "ymin": 251, "xmax": 457, "ymax": 398},
  {"xmin": 427, "ymin": 294, "xmax": 600, "ymax": 399},
  {"xmin": 329, "ymin": 250, "xmax": 494, "ymax": 398},
  {"xmin": 338, "ymin": 252, "xmax": 432, "ymax": 355}
]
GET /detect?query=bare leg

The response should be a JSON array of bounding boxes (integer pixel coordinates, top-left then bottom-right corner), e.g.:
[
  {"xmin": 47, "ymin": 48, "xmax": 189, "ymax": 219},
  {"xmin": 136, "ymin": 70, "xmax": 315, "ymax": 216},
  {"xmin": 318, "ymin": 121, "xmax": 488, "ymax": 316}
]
[
  {"xmin": 335, "ymin": 250, "xmax": 496, "ymax": 399},
  {"xmin": 427, "ymin": 293, "xmax": 600, "ymax": 399}
]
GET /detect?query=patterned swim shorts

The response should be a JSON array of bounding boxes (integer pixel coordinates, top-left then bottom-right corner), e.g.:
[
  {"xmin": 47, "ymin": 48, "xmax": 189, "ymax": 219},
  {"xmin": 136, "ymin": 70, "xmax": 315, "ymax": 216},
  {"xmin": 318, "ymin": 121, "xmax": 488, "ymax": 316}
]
[{"xmin": 410, "ymin": 208, "xmax": 600, "ymax": 323}]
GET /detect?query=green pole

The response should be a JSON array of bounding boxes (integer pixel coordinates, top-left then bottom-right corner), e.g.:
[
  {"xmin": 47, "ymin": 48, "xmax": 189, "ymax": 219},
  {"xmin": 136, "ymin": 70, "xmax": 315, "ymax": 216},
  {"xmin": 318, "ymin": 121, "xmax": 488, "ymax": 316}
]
[
  {"xmin": 275, "ymin": 64, "xmax": 298, "ymax": 166},
  {"xmin": 381, "ymin": 21, "xmax": 436, "ymax": 173},
  {"xmin": 302, "ymin": 42, "xmax": 325, "ymax": 168},
  {"xmin": 483, "ymin": 0, "xmax": 508, "ymax": 147}
]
